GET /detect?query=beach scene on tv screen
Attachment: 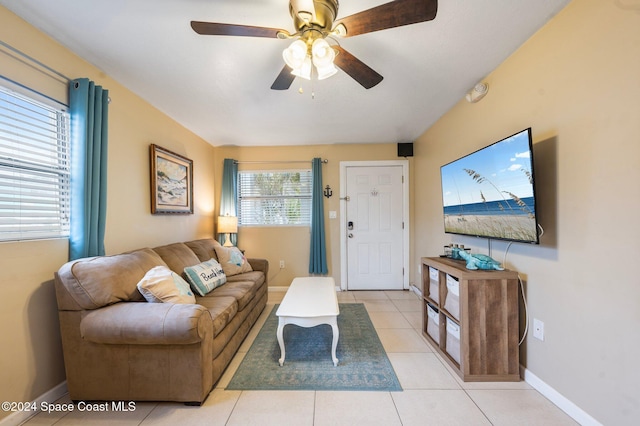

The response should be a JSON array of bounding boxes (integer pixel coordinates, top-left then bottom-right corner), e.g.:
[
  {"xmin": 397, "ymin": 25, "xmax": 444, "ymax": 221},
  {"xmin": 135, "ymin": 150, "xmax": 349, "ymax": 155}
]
[{"xmin": 441, "ymin": 130, "xmax": 537, "ymax": 242}]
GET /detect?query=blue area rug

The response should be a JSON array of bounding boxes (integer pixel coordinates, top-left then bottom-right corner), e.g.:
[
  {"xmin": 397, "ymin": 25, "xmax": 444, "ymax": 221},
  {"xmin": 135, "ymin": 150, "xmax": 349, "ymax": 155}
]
[{"xmin": 226, "ymin": 303, "xmax": 402, "ymax": 391}]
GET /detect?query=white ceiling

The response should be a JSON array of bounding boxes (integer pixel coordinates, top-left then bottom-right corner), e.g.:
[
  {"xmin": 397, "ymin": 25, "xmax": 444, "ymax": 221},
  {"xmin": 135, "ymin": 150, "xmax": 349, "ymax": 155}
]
[{"xmin": 1, "ymin": 0, "xmax": 570, "ymax": 147}]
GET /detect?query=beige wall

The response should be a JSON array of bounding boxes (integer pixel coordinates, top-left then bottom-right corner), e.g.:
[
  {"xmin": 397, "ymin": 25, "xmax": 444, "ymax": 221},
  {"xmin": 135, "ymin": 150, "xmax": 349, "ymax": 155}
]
[
  {"xmin": 214, "ymin": 144, "xmax": 410, "ymax": 287},
  {"xmin": 0, "ymin": 8, "xmax": 216, "ymax": 420},
  {"xmin": 414, "ymin": 1, "xmax": 639, "ymax": 424}
]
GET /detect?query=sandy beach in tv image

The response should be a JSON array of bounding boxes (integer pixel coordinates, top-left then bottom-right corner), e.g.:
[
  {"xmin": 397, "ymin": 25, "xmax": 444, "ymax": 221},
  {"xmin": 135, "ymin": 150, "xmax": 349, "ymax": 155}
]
[{"xmin": 440, "ymin": 129, "xmax": 538, "ymax": 243}]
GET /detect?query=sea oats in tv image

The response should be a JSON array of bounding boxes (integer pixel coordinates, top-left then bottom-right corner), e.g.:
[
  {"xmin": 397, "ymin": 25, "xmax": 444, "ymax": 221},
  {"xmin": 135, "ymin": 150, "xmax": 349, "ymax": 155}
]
[{"xmin": 440, "ymin": 128, "xmax": 539, "ymax": 244}]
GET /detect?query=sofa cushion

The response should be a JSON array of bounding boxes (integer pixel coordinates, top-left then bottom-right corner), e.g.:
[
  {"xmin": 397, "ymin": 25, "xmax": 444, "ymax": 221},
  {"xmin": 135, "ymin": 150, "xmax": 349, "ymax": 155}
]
[
  {"xmin": 185, "ymin": 239, "xmax": 223, "ymax": 263},
  {"xmin": 195, "ymin": 296, "xmax": 238, "ymax": 337},
  {"xmin": 80, "ymin": 302, "xmax": 211, "ymax": 344},
  {"xmin": 58, "ymin": 248, "xmax": 165, "ymax": 310},
  {"xmin": 226, "ymin": 270, "xmax": 265, "ymax": 286},
  {"xmin": 184, "ymin": 259, "xmax": 227, "ymax": 296},
  {"xmin": 208, "ymin": 280, "xmax": 257, "ymax": 311},
  {"xmin": 214, "ymin": 245, "xmax": 253, "ymax": 276},
  {"xmin": 153, "ymin": 242, "xmax": 201, "ymax": 275},
  {"xmin": 137, "ymin": 266, "xmax": 196, "ymax": 304}
]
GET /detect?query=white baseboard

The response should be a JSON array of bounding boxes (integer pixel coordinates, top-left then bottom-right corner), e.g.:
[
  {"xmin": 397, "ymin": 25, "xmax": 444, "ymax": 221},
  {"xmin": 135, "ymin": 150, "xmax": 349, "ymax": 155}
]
[
  {"xmin": 0, "ymin": 381, "xmax": 67, "ymax": 426},
  {"xmin": 267, "ymin": 286, "xmax": 288, "ymax": 292},
  {"xmin": 409, "ymin": 284, "xmax": 422, "ymax": 297},
  {"xmin": 520, "ymin": 366, "xmax": 601, "ymax": 426}
]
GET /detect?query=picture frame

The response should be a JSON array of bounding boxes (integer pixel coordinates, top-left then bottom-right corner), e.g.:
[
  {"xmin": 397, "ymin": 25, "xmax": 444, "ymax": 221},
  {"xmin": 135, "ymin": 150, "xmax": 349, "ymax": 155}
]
[{"xmin": 150, "ymin": 144, "xmax": 193, "ymax": 214}]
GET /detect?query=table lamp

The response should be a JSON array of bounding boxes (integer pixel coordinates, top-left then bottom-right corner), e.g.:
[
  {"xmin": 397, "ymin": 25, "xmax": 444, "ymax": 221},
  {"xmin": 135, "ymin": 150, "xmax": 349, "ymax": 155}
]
[{"xmin": 218, "ymin": 215, "xmax": 238, "ymax": 247}]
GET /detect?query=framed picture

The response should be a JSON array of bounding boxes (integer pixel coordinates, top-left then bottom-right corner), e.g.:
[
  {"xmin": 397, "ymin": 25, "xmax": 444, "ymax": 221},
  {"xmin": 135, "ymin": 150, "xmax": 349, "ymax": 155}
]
[{"xmin": 150, "ymin": 144, "xmax": 193, "ymax": 214}]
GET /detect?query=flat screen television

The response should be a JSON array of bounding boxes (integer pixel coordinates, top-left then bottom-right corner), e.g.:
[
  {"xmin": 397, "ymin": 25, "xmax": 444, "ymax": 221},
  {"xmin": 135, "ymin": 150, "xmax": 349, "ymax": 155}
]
[{"xmin": 440, "ymin": 128, "xmax": 539, "ymax": 244}]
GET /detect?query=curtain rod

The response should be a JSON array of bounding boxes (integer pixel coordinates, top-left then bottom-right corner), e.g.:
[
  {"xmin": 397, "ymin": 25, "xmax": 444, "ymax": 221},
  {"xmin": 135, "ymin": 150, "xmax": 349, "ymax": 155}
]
[
  {"xmin": 0, "ymin": 39, "xmax": 72, "ymax": 107},
  {"xmin": 0, "ymin": 40, "xmax": 72, "ymax": 82},
  {"xmin": 234, "ymin": 159, "xmax": 328, "ymax": 165}
]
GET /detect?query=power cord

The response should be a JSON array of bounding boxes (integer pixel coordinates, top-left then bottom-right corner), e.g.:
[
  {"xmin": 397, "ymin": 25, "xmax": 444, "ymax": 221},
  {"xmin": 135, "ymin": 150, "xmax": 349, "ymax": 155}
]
[
  {"xmin": 518, "ymin": 275, "xmax": 529, "ymax": 346},
  {"xmin": 501, "ymin": 223, "xmax": 544, "ymax": 346}
]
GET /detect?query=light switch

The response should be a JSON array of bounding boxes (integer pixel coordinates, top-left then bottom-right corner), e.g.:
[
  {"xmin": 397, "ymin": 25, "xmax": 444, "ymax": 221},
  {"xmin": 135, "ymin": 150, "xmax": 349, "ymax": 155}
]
[{"xmin": 329, "ymin": 211, "xmax": 337, "ymax": 219}]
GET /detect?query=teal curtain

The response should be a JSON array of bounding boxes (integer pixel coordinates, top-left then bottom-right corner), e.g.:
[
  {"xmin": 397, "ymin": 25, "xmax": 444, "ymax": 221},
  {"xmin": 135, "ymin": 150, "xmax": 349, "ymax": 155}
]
[
  {"xmin": 309, "ymin": 158, "xmax": 328, "ymax": 274},
  {"xmin": 68, "ymin": 78, "xmax": 109, "ymax": 260},
  {"xmin": 218, "ymin": 158, "xmax": 238, "ymax": 246}
]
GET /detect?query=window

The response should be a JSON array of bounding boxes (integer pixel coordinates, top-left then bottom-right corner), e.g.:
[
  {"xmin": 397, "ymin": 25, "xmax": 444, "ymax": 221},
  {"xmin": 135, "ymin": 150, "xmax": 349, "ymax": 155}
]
[
  {"xmin": 238, "ymin": 169, "xmax": 312, "ymax": 226},
  {"xmin": 0, "ymin": 87, "xmax": 71, "ymax": 241}
]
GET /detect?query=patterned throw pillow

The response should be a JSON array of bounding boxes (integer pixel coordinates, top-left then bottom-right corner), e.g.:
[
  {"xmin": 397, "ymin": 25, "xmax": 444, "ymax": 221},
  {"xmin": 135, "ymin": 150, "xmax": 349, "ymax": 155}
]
[
  {"xmin": 137, "ymin": 266, "xmax": 196, "ymax": 304},
  {"xmin": 183, "ymin": 258, "xmax": 227, "ymax": 296},
  {"xmin": 213, "ymin": 245, "xmax": 253, "ymax": 276}
]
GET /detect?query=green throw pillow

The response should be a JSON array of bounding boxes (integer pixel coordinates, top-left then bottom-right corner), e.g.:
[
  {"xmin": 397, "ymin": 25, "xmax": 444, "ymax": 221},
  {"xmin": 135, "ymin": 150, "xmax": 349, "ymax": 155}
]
[{"xmin": 183, "ymin": 258, "xmax": 227, "ymax": 296}]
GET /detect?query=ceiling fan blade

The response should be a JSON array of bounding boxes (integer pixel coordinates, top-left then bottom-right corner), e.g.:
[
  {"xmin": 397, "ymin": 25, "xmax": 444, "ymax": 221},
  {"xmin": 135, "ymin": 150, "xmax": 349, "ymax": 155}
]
[
  {"xmin": 191, "ymin": 21, "xmax": 287, "ymax": 38},
  {"xmin": 333, "ymin": 46, "xmax": 383, "ymax": 89},
  {"xmin": 334, "ymin": 0, "xmax": 438, "ymax": 37},
  {"xmin": 271, "ymin": 65, "xmax": 296, "ymax": 90}
]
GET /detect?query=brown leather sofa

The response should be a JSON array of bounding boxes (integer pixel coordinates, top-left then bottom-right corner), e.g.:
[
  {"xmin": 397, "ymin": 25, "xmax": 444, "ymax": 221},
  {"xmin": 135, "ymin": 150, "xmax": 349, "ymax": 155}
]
[{"xmin": 54, "ymin": 238, "xmax": 268, "ymax": 405}]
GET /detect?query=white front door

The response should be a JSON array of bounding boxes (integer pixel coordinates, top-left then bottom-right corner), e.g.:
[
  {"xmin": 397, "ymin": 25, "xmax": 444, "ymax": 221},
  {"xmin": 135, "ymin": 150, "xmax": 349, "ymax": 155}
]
[{"xmin": 343, "ymin": 164, "xmax": 406, "ymax": 290}]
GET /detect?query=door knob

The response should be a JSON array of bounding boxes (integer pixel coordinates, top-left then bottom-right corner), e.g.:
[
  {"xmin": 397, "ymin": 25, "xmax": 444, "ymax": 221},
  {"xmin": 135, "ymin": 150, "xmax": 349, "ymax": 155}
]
[{"xmin": 348, "ymin": 233, "xmax": 354, "ymax": 238}]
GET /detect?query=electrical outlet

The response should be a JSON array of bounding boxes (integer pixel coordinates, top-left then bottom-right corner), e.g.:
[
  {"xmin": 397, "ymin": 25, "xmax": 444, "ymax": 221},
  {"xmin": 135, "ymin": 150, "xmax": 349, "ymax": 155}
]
[
  {"xmin": 279, "ymin": 260, "xmax": 285, "ymax": 269},
  {"xmin": 533, "ymin": 318, "xmax": 544, "ymax": 341}
]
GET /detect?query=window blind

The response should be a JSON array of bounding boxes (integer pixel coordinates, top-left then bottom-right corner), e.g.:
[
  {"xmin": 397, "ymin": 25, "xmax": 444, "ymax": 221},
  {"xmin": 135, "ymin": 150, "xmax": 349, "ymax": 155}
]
[
  {"xmin": 0, "ymin": 87, "xmax": 71, "ymax": 241},
  {"xmin": 238, "ymin": 169, "xmax": 312, "ymax": 226}
]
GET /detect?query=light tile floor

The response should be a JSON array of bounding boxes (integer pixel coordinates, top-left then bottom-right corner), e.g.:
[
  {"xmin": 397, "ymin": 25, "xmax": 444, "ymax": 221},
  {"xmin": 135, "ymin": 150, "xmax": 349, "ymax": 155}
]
[{"xmin": 23, "ymin": 290, "xmax": 577, "ymax": 426}]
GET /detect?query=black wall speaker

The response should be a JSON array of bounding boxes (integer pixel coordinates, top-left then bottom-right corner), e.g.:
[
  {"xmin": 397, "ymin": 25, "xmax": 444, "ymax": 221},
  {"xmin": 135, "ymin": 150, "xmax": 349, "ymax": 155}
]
[{"xmin": 397, "ymin": 142, "xmax": 414, "ymax": 157}]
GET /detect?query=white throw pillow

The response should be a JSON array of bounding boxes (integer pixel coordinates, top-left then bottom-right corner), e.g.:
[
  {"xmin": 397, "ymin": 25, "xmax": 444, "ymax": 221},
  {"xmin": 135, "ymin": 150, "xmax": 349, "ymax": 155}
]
[{"xmin": 137, "ymin": 266, "xmax": 196, "ymax": 304}]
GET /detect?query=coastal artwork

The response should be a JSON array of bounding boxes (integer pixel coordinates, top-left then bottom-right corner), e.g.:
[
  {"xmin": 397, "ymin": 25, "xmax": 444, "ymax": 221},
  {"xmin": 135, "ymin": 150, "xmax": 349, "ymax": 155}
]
[
  {"xmin": 150, "ymin": 144, "xmax": 193, "ymax": 214},
  {"xmin": 440, "ymin": 130, "xmax": 538, "ymax": 243}
]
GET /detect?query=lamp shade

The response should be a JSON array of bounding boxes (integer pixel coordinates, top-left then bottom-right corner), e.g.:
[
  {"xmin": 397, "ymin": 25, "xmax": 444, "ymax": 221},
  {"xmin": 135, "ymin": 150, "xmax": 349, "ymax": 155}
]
[
  {"xmin": 311, "ymin": 38, "xmax": 337, "ymax": 80},
  {"xmin": 218, "ymin": 216, "xmax": 238, "ymax": 234},
  {"xmin": 284, "ymin": 36, "xmax": 338, "ymax": 82},
  {"xmin": 311, "ymin": 38, "xmax": 335, "ymax": 67},
  {"xmin": 315, "ymin": 62, "xmax": 337, "ymax": 80},
  {"xmin": 283, "ymin": 40, "xmax": 308, "ymax": 70},
  {"xmin": 291, "ymin": 56, "xmax": 312, "ymax": 80}
]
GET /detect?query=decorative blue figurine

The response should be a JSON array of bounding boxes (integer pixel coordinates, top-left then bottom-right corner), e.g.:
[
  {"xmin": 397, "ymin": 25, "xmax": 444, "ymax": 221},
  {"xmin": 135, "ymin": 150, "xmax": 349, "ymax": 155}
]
[{"xmin": 452, "ymin": 248, "xmax": 504, "ymax": 270}]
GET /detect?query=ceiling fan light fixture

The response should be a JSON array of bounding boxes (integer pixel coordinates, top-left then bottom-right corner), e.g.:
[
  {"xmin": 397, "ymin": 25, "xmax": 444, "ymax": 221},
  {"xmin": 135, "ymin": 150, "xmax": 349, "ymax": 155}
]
[
  {"xmin": 291, "ymin": 55, "xmax": 313, "ymax": 80},
  {"xmin": 311, "ymin": 38, "xmax": 337, "ymax": 80},
  {"xmin": 311, "ymin": 38, "xmax": 335, "ymax": 67},
  {"xmin": 316, "ymin": 63, "xmax": 338, "ymax": 80},
  {"xmin": 283, "ymin": 39, "xmax": 308, "ymax": 70}
]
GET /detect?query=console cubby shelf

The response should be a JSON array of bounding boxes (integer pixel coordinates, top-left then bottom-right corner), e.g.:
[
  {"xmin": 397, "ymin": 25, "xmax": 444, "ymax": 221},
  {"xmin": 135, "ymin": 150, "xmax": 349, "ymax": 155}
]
[{"xmin": 421, "ymin": 257, "xmax": 520, "ymax": 382}]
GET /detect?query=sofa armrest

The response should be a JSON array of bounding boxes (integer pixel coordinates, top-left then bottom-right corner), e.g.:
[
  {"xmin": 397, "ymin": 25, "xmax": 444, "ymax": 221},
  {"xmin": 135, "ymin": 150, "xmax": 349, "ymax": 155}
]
[
  {"xmin": 80, "ymin": 302, "xmax": 212, "ymax": 345},
  {"xmin": 247, "ymin": 258, "xmax": 268, "ymax": 275}
]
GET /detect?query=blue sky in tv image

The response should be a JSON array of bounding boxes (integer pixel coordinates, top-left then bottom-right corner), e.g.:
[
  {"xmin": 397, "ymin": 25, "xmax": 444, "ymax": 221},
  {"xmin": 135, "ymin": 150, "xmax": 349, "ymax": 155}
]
[{"xmin": 441, "ymin": 129, "xmax": 535, "ymax": 209}]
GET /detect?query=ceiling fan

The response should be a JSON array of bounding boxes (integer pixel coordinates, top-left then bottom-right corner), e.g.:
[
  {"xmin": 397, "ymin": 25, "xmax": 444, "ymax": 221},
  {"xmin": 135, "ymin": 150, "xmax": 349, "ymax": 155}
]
[{"xmin": 191, "ymin": 0, "xmax": 438, "ymax": 90}]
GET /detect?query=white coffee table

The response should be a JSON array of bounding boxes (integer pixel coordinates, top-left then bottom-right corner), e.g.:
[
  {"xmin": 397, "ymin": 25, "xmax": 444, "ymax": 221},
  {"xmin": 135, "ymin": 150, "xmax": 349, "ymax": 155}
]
[{"xmin": 276, "ymin": 277, "xmax": 340, "ymax": 366}]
